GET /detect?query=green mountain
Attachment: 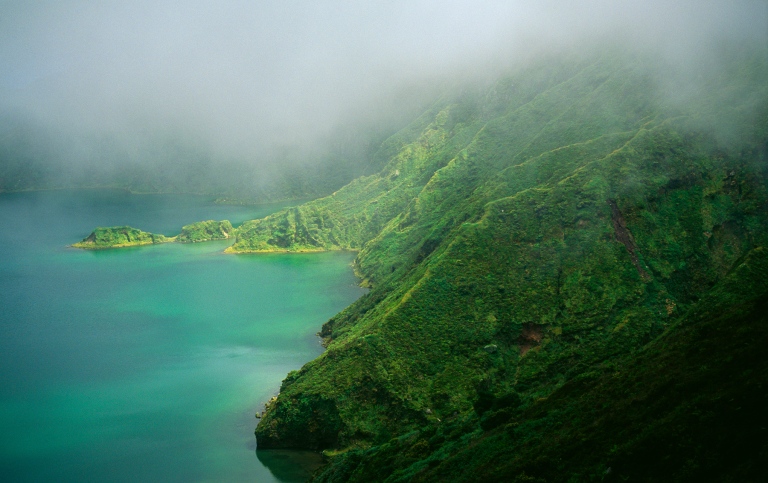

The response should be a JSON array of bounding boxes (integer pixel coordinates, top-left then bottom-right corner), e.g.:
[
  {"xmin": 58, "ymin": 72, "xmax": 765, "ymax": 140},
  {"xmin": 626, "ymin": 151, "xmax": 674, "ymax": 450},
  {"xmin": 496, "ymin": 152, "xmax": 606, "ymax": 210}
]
[{"xmin": 235, "ymin": 47, "xmax": 768, "ymax": 480}]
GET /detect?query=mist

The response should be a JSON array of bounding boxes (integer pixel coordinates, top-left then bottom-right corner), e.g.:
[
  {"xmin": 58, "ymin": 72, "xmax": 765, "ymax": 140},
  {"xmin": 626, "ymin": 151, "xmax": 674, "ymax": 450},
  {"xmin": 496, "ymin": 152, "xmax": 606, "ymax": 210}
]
[{"xmin": 1, "ymin": 0, "xmax": 766, "ymax": 196}]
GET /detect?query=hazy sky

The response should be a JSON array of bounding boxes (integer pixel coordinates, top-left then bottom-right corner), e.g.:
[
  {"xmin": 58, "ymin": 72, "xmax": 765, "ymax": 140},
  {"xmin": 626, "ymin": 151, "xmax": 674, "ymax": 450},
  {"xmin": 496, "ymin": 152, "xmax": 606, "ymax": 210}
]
[{"xmin": 1, "ymin": 0, "xmax": 766, "ymax": 168}]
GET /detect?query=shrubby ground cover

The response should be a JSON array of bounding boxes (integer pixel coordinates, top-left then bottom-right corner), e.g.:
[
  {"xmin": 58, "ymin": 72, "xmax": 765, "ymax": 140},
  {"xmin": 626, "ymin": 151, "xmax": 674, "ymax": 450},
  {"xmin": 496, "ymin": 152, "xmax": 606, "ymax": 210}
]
[{"xmin": 239, "ymin": 48, "xmax": 768, "ymax": 481}]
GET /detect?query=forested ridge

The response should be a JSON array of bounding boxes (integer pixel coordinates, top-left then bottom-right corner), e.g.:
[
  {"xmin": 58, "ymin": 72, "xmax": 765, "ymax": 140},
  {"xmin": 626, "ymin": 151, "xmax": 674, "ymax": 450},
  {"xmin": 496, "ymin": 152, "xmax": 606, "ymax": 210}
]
[{"xmin": 236, "ymin": 47, "xmax": 768, "ymax": 481}]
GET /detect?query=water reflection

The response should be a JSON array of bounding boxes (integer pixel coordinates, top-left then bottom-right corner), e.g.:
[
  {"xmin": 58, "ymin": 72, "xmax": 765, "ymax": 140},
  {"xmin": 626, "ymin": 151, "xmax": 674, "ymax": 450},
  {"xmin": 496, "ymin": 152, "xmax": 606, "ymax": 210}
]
[{"xmin": 257, "ymin": 450, "xmax": 325, "ymax": 482}]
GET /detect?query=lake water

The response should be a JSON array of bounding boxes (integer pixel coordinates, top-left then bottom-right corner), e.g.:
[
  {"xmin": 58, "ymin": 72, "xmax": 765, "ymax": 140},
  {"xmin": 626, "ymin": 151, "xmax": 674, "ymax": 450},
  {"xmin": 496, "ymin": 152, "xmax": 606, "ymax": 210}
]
[{"xmin": 0, "ymin": 190, "xmax": 366, "ymax": 482}]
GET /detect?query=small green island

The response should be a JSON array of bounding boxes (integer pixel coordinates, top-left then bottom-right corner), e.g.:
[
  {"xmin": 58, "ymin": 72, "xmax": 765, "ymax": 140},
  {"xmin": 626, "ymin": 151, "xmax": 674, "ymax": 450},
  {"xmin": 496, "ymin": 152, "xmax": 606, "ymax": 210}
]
[{"xmin": 72, "ymin": 220, "xmax": 233, "ymax": 249}]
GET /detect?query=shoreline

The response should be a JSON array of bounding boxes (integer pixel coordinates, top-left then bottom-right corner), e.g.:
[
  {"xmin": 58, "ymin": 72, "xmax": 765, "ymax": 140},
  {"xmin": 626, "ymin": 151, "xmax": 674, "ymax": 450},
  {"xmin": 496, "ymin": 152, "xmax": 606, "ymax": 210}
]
[{"xmin": 224, "ymin": 246, "xmax": 361, "ymax": 255}]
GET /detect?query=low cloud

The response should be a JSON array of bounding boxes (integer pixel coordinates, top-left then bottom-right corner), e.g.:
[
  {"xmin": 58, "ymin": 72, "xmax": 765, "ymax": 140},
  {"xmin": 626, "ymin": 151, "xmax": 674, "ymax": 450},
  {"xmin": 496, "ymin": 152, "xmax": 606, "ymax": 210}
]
[{"xmin": 1, "ymin": 1, "xmax": 765, "ymax": 178}]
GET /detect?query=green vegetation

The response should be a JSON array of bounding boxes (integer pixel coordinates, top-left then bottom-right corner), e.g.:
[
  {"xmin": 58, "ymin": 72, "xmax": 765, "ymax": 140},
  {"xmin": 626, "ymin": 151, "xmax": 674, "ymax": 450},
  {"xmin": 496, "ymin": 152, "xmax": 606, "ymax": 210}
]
[
  {"xmin": 243, "ymin": 47, "xmax": 768, "ymax": 480},
  {"xmin": 177, "ymin": 220, "xmax": 233, "ymax": 243},
  {"xmin": 72, "ymin": 226, "xmax": 172, "ymax": 248},
  {"xmin": 64, "ymin": 45, "xmax": 768, "ymax": 480},
  {"xmin": 311, "ymin": 248, "xmax": 768, "ymax": 482},
  {"xmin": 73, "ymin": 220, "xmax": 233, "ymax": 248}
]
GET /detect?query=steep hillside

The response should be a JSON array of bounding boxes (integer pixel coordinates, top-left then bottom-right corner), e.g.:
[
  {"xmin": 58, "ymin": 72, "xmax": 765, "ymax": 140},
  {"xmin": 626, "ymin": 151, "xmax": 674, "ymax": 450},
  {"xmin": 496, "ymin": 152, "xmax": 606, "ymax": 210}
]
[
  {"xmin": 240, "ymin": 48, "xmax": 768, "ymax": 479},
  {"xmin": 314, "ymin": 247, "xmax": 768, "ymax": 482}
]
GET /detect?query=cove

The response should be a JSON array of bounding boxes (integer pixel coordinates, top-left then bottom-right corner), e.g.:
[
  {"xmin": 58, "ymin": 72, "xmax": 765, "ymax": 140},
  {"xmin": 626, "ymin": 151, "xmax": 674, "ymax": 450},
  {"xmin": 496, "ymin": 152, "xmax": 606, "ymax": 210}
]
[{"xmin": 0, "ymin": 190, "xmax": 366, "ymax": 482}]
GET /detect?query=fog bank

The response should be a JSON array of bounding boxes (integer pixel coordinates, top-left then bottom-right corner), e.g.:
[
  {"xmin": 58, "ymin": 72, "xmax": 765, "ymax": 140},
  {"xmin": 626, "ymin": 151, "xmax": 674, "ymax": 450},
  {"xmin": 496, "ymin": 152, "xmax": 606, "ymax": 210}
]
[{"xmin": 1, "ymin": 0, "xmax": 766, "ymax": 188}]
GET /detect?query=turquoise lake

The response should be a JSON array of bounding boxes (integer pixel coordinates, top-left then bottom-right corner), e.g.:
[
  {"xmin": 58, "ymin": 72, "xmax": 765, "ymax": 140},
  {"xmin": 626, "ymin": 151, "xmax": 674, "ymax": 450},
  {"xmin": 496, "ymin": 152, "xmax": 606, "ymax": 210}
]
[{"xmin": 0, "ymin": 190, "xmax": 366, "ymax": 482}]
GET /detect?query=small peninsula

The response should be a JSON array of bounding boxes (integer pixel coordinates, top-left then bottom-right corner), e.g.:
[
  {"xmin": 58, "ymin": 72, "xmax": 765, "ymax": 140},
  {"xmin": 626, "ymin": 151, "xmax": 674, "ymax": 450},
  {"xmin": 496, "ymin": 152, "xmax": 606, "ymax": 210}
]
[
  {"xmin": 72, "ymin": 226, "xmax": 172, "ymax": 248},
  {"xmin": 72, "ymin": 220, "xmax": 233, "ymax": 249},
  {"xmin": 177, "ymin": 220, "xmax": 234, "ymax": 243}
]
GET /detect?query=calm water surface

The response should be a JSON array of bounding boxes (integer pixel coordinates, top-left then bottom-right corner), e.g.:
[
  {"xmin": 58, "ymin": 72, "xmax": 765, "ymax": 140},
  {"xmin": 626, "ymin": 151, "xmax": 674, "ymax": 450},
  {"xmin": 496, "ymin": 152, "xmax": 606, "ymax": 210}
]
[{"xmin": 0, "ymin": 190, "xmax": 366, "ymax": 482}]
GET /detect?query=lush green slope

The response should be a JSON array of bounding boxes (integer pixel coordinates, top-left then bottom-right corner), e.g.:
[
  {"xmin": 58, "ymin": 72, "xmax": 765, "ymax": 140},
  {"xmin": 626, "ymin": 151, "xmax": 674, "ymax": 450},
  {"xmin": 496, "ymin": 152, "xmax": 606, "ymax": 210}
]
[
  {"xmin": 243, "ymin": 46, "xmax": 768, "ymax": 480},
  {"xmin": 72, "ymin": 226, "xmax": 172, "ymax": 248},
  {"xmin": 313, "ymin": 247, "xmax": 768, "ymax": 482}
]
